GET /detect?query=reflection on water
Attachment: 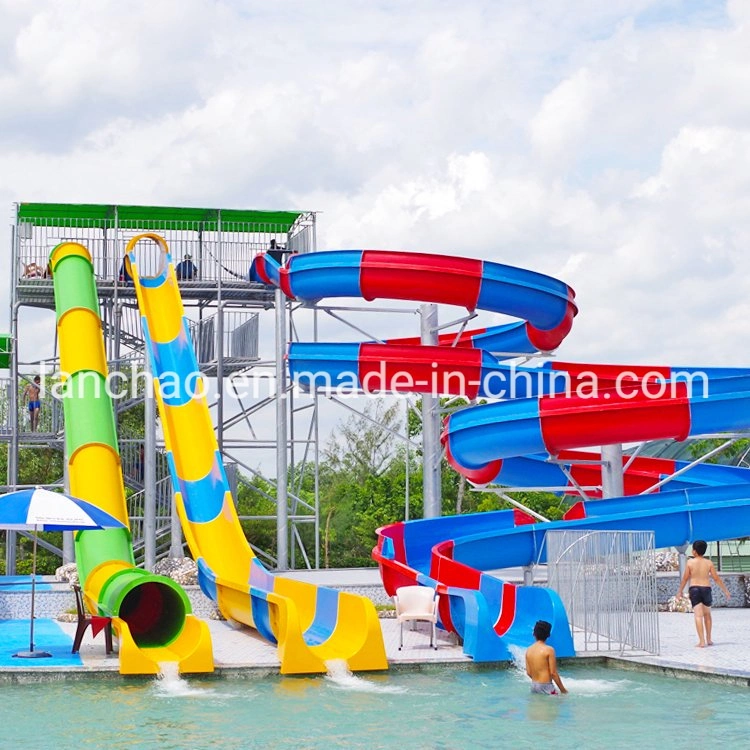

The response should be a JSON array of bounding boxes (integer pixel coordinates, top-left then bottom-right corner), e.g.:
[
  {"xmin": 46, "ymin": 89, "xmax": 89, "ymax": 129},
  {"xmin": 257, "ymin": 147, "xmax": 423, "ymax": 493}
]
[{"xmin": 527, "ymin": 692, "xmax": 563, "ymax": 723}]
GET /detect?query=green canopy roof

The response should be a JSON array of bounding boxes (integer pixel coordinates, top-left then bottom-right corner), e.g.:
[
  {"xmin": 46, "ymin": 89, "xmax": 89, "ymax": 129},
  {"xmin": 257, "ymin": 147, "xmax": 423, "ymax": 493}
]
[{"xmin": 17, "ymin": 203, "xmax": 306, "ymax": 232}]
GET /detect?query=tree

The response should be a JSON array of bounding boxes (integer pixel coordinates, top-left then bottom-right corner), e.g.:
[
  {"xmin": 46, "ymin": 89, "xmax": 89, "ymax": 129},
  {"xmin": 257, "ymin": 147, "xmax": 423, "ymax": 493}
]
[
  {"xmin": 324, "ymin": 401, "xmax": 402, "ymax": 482},
  {"xmin": 0, "ymin": 444, "xmax": 65, "ymax": 574},
  {"xmin": 689, "ymin": 438, "xmax": 750, "ymax": 467}
]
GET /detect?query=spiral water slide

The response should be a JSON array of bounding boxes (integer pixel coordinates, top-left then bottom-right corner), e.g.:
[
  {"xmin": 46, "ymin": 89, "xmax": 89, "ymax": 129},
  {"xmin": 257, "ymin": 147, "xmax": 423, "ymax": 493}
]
[
  {"xmin": 49, "ymin": 242, "xmax": 213, "ymax": 675},
  {"xmin": 126, "ymin": 234, "xmax": 386, "ymax": 675},
  {"xmin": 251, "ymin": 248, "xmax": 750, "ymax": 661}
]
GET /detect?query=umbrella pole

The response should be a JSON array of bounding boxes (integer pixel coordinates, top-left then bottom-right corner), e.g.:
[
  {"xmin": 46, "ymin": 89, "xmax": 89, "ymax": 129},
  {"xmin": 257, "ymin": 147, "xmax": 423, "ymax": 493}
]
[{"xmin": 13, "ymin": 526, "xmax": 52, "ymax": 659}]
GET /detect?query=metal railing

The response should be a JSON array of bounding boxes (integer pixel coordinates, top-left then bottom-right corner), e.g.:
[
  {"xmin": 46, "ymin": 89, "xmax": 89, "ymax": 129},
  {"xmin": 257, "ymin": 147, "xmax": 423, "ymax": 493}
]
[
  {"xmin": 0, "ymin": 376, "xmax": 64, "ymax": 435},
  {"xmin": 16, "ymin": 214, "xmax": 315, "ymax": 285},
  {"xmin": 128, "ymin": 475, "xmax": 174, "ymax": 544},
  {"xmin": 187, "ymin": 310, "xmax": 259, "ymax": 363},
  {"xmin": 546, "ymin": 529, "xmax": 660, "ymax": 655}
]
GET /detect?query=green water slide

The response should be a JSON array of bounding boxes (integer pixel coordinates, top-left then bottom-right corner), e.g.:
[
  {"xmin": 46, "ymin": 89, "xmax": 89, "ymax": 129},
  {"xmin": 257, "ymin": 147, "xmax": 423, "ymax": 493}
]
[{"xmin": 50, "ymin": 241, "xmax": 213, "ymax": 674}]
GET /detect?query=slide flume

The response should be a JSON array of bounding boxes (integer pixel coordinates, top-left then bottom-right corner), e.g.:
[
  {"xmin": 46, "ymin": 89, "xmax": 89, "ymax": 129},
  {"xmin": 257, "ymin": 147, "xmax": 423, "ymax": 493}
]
[
  {"xmin": 127, "ymin": 234, "xmax": 387, "ymax": 675},
  {"xmin": 251, "ymin": 247, "xmax": 750, "ymax": 661},
  {"xmin": 50, "ymin": 242, "xmax": 213, "ymax": 675}
]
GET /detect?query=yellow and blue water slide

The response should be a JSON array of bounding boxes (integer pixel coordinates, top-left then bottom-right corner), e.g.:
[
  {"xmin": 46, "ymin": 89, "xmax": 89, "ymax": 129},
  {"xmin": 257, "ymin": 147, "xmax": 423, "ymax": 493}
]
[
  {"xmin": 49, "ymin": 242, "xmax": 213, "ymax": 674},
  {"xmin": 126, "ymin": 234, "xmax": 386, "ymax": 675}
]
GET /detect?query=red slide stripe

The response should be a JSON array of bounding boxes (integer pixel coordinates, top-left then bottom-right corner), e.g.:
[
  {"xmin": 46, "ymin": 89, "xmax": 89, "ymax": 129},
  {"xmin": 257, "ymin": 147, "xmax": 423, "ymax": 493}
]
[
  {"xmin": 442, "ymin": 424, "xmax": 503, "ymax": 484},
  {"xmin": 513, "ymin": 509, "xmax": 537, "ymax": 526},
  {"xmin": 494, "ymin": 582, "xmax": 517, "ymax": 636},
  {"xmin": 551, "ymin": 362, "xmax": 672, "ymax": 381},
  {"xmin": 563, "ymin": 501, "xmax": 586, "ymax": 520},
  {"xmin": 279, "ymin": 267, "xmax": 294, "ymax": 298},
  {"xmin": 526, "ymin": 296, "xmax": 577, "ymax": 351},
  {"xmin": 539, "ymin": 383, "xmax": 691, "ymax": 454},
  {"xmin": 386, "ymin": 328, "xmax": 488, "ymax": 348},
  {"xmin": 431, "ymin": 540, "xmax": 482, "ymax": 589},
  {"xmin": 566, "ymin": 454, "xmax": 678, "ymax": 496},
  {"xmin": 253, "ymin": 256, "xmax": 271, "ymax": 285},
  {"xmin": 360, "ymin": 250, "xmax": 482, "ymax": 310},
  {"xmin": 359, "ymin": 344, "xmax": 483, "ymax": 397}
]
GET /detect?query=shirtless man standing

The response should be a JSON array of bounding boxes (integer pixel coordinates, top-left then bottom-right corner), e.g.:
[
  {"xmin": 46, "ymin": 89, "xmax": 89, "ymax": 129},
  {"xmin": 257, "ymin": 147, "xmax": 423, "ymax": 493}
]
[
  {"xmin": 677, "ymin": 539, "xmax": 731, "ymax": 647},
  {"xmin": 525, "ymin": 620, "xmax": 568, "ymax": 695},
  {"xmin": 23, "ymin": 375, "xmax": 41, "ymax": 432}
]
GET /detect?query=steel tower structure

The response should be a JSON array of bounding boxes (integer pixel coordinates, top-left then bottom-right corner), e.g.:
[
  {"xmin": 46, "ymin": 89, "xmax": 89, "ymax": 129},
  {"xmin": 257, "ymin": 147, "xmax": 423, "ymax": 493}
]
[{"xmin": 1, "ymin": 202, "xmax": 319, "ymax": 574}]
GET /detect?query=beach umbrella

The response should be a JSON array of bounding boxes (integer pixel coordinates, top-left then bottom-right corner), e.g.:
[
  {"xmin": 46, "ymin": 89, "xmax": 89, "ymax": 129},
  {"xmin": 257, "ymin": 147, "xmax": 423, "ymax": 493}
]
[{"xmin": 0, "ymin": 487, "xmax": 126, "ymax": 658}]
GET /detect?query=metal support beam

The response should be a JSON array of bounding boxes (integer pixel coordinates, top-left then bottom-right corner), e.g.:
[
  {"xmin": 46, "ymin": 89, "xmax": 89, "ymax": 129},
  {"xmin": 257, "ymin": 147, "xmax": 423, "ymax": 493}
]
[
  {"xmin": 275, "ymin": 287, "xmax": 289, "ymax": 570},
  {"xmin": 143, "ymin": 356, "xmax": 156, "ymax": 570},
  {"xmin": 420, "ymin": 304, "xmax": 442, "ymax": 518},
  {"xmin": 170, "ymin": 492, "xmax": 183, "ymax": 558},
  {"xmin": 601, "ymin": 444, "xmax": 624, "ymax": 498},
  {"xmin": 62, "ymin": 438, "xmax": 74, "ymax": 564},
  {"xmin": 5, "ymin": 301, "xmax": 20, "ymax": 575}
]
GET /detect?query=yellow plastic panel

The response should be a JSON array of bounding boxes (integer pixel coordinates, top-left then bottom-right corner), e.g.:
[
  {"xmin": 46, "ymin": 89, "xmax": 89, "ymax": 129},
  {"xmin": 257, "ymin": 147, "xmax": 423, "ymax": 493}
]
[
  {"xmin": 189, "ymin": 517, "xmax": 253, "ymax": 580},
  {"xmin": 161, "ymin": 400, "xmax": 217, "ymax": 481},
  {"xmin": 126, "ymin": 234, "xmax": 184, "ymax": 344},
  {"xmin": 68, "ymin": 444, "xmax": 129, "ymax": 525},
  {"xmin": 83, "ymin": 560, "xmax": 134, "ymax": 612},
  {"xmin": 273, "ymin": 577, "xmax": 318, "ymax": 633},
  {"xmin": 58, "ymin": 309, "xmax": 107, "ymax": 375}
]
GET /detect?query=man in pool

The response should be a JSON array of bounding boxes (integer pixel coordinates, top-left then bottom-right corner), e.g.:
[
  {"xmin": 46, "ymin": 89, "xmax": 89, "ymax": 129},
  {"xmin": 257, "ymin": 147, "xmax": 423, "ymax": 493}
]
[
  {"xmin": 525, "ymin": 620, "xmax": 568, "ymax": 695},
  {"xmin": 677, "ymin": 539, "xmax": 731, "ymax": 648}
]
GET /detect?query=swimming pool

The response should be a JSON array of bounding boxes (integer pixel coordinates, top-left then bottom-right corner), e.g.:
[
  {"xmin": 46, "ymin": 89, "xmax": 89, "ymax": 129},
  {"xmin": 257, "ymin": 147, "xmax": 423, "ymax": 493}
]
[{"xmin": 1, "ymin": 663, "xmax": 746, "ymax": 749}]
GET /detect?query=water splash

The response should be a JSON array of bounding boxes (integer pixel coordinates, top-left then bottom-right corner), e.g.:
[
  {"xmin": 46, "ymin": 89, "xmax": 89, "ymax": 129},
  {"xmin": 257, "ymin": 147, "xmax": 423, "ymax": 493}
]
[
  {"xmin": 324, "ymin": 659, "xmax": 406, "ymax": 694},
  {"xmin": 563, "ymin": 677, "xmax": 628, "ymax": 695},
  {"xmin": 507, "ymin": 644, "xmax": 527, "ymax": 672},
  {"xmin": 154, "ymin": 662, "xmax": 206, "ymax": 697}
]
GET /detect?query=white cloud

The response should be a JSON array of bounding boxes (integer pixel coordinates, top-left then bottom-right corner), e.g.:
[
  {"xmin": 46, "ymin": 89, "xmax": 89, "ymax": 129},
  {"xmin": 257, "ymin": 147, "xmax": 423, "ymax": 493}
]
[{"xmin": 1, "ymin": 0, "xmax": 749, "ymax": 389}]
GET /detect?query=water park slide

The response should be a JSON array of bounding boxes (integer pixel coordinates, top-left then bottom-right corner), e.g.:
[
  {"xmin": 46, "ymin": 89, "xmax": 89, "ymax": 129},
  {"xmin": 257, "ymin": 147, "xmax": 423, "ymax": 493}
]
[
  {"xmin": 125, "ymin": 233, "xmax": 386, "ymax": 675},
  {"xmin": 251, "ymin": 247, "xmax": 750, "ymax": 661},
  {"xmin": 49, "ymin": 242, "xmax": 213, "ymax": 675}
]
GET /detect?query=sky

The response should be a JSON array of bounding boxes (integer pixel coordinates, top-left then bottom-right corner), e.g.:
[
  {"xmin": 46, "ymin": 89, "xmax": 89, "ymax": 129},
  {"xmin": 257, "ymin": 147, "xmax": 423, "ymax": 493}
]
[{"xmin": 1, "ymin": 0, "xmax": 749, "ymax": 387}]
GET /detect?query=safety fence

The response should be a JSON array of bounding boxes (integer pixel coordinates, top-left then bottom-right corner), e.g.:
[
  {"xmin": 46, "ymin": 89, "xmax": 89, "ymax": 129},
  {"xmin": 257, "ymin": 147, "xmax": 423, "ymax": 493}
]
[{"xmin": 546, "ymin": 529, "xmax": 660, "ymax": 655}]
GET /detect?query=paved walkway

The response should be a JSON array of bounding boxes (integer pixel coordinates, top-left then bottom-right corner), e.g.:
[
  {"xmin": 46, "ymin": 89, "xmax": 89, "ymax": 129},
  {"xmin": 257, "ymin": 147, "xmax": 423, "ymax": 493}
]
[
  {"xmin": 612, "ymin": 609, "xmax": 750, "ymax": 681},
  {"xmin": 2, "ymin": 609, "xmax": 749, "ymax": 684}
]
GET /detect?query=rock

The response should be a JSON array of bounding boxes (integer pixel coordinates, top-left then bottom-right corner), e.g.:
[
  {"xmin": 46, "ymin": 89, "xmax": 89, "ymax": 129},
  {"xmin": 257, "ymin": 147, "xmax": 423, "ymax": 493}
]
[
  {"xmin": 377, "ymin": 608, "xmax": 396, "ymax": 619},
  {"xmin": 654, "ymin": 551, "xmax": 679, "ymax": 572},
  {"xmin": 55, "ymin": 563, "xmax": 79, "ymax": 584},
  {"xmin": 663, "ymin": 595, "xmax": 692, "ymax": 613},
  {"xmin": 153, "ymin": 556, "xmax": 198, "ymax": 586}
]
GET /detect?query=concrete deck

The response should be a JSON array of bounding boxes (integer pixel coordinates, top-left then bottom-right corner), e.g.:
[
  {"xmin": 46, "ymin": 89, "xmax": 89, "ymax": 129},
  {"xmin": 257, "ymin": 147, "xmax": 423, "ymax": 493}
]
[{"xmin": 1, "ymin": 609, "xmax": 749, "ymax": 685}]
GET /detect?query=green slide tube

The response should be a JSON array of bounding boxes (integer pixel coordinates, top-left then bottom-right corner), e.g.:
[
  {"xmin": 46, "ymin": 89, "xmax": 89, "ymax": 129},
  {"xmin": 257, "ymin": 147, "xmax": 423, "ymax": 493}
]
[{"xmin": 50, "ymin": 242, "xmax": 191, "ymax": 656}]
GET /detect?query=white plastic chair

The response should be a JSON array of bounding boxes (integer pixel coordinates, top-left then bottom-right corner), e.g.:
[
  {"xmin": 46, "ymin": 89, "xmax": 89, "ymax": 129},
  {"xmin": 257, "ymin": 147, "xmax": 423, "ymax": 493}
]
[{"xmin": 393, "ymin": 585, "xmax": 440, "ymax": 650}]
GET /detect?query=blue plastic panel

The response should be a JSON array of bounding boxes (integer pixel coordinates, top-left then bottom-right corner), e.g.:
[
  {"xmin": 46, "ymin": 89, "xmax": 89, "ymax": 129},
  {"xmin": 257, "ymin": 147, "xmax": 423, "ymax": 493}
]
[
  {"xmin": 288, "ymin": 250, "xmax": 364, "ymax": 300},
  {"xmin": 288, "ymin": 342, "xmax": 362, "ymax": 390}
]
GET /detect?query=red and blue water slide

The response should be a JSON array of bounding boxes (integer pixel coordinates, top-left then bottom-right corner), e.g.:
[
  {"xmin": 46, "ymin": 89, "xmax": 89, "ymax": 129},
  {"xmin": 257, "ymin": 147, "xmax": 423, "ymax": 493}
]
[{"xmin": 251, "ymin": 249, "xmax": 750, "ymax": 661}]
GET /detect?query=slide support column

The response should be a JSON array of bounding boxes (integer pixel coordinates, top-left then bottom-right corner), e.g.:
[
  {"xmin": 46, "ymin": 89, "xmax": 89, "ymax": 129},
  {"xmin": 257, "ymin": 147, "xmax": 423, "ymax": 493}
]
[
  {"xmin": 62, "ymin": 438, "xmax": 74, "ymax": 563},
  {"xmin": 421, "ymin": 304, "xmax": 442, "ymax": 518},
  {"xmin": 144, "ymin": 355, "xmax": 156, "ymax": 570},
  {"xmin": 601, "ymin": 443, "xmax": 624, "ymax": 498},
  {"xmin": 275, "ymin": 287, "xmax": 289, "ymax": 570}
]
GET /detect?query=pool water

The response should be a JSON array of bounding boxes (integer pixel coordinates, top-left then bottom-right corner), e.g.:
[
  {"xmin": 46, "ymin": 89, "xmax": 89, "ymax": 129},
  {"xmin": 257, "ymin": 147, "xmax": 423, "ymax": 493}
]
[{"xmin": 0, "ymin": 662, "xmax": 747, "ymax": 750}]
